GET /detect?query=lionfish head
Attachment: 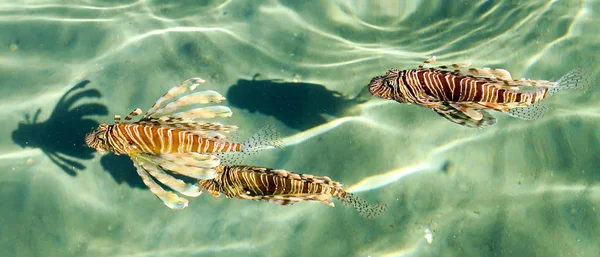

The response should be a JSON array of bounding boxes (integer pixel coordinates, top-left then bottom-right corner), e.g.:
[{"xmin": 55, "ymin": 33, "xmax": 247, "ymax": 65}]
[
  {"xmin": 368, "ymin": 69, "xmax": 404, "ymax": 101},
  {"xmin": 368, "ymin": 75, "xmax": 393, "ymax": 100},
  {"xmin": 85, "ymin": 123, "xmax": 109, "ymax": 154}
]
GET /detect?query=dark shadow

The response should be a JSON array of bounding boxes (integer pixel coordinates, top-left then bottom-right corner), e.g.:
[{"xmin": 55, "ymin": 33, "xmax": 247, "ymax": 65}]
[
  {"xmin": 100, "ymin": 154, "xmax": 146, "ymax": 189},
  {"xmin": 11, "ymin": 80, "xmax": 108, "ymax": 176},
  {"xmin": 226, "ymin": 76, "xmax": 370, "ymax": 131}
]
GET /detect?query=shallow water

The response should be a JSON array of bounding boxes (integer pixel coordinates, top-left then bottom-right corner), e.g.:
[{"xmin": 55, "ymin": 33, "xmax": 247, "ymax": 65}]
[{"xmin": 1, "ymin": 1, "xmax": 599, "ymax": 256}]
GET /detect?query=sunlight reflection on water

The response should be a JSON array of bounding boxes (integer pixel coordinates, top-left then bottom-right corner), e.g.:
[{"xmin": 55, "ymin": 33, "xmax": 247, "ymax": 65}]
[{"xmin": 0, "ymin": 0, "xmax": 598, "ymax": 256}]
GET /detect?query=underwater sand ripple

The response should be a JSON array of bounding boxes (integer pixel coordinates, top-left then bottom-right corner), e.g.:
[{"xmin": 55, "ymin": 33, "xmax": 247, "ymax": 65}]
[{"xmin": 1, "ymin": 1, "xmax": 598, "ymax": 257}]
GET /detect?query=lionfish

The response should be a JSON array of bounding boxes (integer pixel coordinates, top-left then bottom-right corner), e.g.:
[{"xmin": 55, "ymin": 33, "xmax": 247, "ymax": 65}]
[
  {"xmin": 368, "ymin": 56, "xmax": 592, "ymax": 128},
  {"xmin": 85, "ymin": 78, "xmax": 281, "ymax": 210},
  {"xmin": 198, "ymin": 165, "xmax": 389, "ymax": 218}
]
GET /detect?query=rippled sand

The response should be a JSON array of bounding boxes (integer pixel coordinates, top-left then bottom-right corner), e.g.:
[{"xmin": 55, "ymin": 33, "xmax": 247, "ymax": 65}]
[{"xmin": 1, "ymin": 1, "xmax": 599, "ymax": 257}]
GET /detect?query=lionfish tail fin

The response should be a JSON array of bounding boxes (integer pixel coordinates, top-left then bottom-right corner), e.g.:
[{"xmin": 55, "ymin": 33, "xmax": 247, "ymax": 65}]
[
  {"xmin": 340, "ymin": 193, "xmax": 389, "ymax": 219},
  {"xmin": 504, "ymin": 69, "xmax": 588, "ymax": 120},
  {"xmin": 549, "ymin": 68, "xmax": 593, "ymax": 96},
  {"xmin": 242, "ymin": 124, "xmax": 283, "ymax": 153},
  {"xmin": 215, "ymin": 125, "xmax": 281, "ymax": 165}
]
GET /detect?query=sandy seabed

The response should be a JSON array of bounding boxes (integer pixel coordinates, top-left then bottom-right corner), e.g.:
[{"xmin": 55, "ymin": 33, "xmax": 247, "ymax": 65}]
[{"xmin": 1, "ymin": 1, "xmax": 599, "ymax": 257}]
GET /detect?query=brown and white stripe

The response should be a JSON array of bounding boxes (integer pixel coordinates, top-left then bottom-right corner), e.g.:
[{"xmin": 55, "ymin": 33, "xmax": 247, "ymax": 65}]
[
  {"xmin": 198, "ymin": 165, "xmax": 389, "ymax": 218},
  {"xmin": 199, "ymin": 165, "xmax": 347, "ymax": 204},
  {"xmin": 103, "ymin": 123, "xmax": 242, "ymax": 155},
  {"xmin": 369, "ymin": 68, "xmax": 549, "ymax": 107}
]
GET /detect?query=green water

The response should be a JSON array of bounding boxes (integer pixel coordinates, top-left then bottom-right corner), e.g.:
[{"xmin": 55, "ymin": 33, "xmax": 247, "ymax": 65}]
[{"xmin": 1, "ymin": 1, "xmax": 599, "ymax": 256}]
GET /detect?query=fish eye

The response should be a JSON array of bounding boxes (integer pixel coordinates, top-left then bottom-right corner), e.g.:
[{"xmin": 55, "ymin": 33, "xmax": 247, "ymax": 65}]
[{"xmin": 385, "ymin": 81, "xmax": 394, "ymax": 89}]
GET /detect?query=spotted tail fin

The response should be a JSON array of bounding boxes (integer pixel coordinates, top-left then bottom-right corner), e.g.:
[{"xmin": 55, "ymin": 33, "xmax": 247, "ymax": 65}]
[
  {"xmin": 242, "ymin": 124, "xmax": 283, "ymax": 153},
  {"xmin": 339, "ymin": 193, "xmax": 389, "ymax": 219},
  {"xmin": 505, "ymin": 101, "xmax": 549, "ymax": 120},
  {"xmin": 548, "ymin": 68, "xmax": 593, "ymax": 96},
  {"xmin": 216, "ymin": 125, "xmax": 282, "ymax": 165},
  {"xmin": 506, "ymin": 69, "xmax": 592, "ymax": 120}
]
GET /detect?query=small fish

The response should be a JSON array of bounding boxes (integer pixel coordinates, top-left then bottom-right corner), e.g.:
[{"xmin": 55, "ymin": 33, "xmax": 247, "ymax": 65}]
[
  {"xmin": 368, "ymin": 56, "xmax": 592, "ymax": 128},
  {"xmin": 85, "ymin": 78, "xmax": 281, "ymax": 210},
  {"xmin": 198, "ymin": 165, "xmax": 389, "ymax": 218}
]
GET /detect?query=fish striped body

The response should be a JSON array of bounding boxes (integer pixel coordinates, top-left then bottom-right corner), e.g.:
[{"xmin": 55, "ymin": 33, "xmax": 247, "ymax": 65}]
[
  {"xmin": 368, "ymin": 57, "xmax": 591, "ymax": 128},
  {"xmin": 199, "ymin": 165, "xmax": 346, "ymax": 205},
  {"xmin": 103, "ymin": 123, "xmax": 241, "ymax": 155},
  {"xmin": 85, "ymin": 78, "xmax": 281, "ymax": 210},
  {"xmin": 198, "ymin": 165, "xmax": 388, "ymax": 218},
  {"xmin": 373, "ymin": 69, "xmax": 549, "ymax": 106}
]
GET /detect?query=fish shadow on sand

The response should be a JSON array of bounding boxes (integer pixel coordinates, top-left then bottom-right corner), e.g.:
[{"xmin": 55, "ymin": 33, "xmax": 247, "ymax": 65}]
[
  {"xmin": 100, "ymin": 154, "xmax": 146, "ymax": 188},
  {"xmin": 226, "ymin": 76, "xmax": 369, "ymax": 131},
  {"xmin": 11, "ymin": 80, "xmax": 108, "ymax": 176}
]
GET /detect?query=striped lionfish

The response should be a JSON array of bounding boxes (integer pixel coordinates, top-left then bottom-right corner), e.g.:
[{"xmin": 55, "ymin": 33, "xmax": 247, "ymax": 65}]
[
  {"xmin": 368, "ymin": 56, "xmax": 592, "ymax": 128},
  {"xmin": 85, "ymin": 78, "xmax": 281, "ymax": 210},
  {"xmin": 198, "ymin": 165, "xmax": 389, "ymax": 218}
]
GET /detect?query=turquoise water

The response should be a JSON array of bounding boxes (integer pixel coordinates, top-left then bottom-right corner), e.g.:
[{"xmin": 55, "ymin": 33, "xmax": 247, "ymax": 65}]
[{"xmin": 1, "ymin": 1, "xmax": 599, "ymax": 256}]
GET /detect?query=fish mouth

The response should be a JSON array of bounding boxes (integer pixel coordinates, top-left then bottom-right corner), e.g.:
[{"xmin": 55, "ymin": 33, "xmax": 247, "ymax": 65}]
[
  {"xmin": 367, "ymin": 75, "xmax": 385, "ymax": 96},
  {"xmin": 84, "ymin": 132, "xmax": 95, "ymax": 147}
]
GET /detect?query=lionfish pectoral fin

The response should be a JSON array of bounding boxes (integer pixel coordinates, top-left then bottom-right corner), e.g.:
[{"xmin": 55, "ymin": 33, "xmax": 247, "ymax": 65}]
[
  {"xmin": 476, "ymin": 102, "xmax": 520, "ymax": 112},
  {"xmin": 314, "ymin": 194, "xmax": 335, "ymax": 207},
  {"xmin": 148, "ymin": 152, "xmax": 220, "ymax": 179},
  {"xmin": 249, "ymin": 194, "xmax": 335, "ymax": 207},
  {"xmin": 131, "ymin": 158, "xmax": 189, "ymax": 210},
  {"xmin": 133, "ymin": 154, "xmax": 202, "ymax": 197},
  {"xmin": 246, "ymin": 195, "xmax": 307, "ymax": 206},
  {"xmin": 504, "ymin": 101, "xmax": 549, "ymax": 120},
  {"xmin": 449, "ymin": 103, "xmax": 483, "ymax": 120},
  {"xmin": 287, "ymin": 193, "xmax": 335, "ymax": 206},
  {"xmin": 433, "ymin": 104, "xmax": 496, "ymax": 128},
  {"xmin": 417, "ymin": 95, "xmax": 441, "ymax": 108}
]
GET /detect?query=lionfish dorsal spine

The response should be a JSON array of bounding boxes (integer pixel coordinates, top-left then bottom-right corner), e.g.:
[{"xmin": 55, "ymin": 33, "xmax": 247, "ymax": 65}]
[
  {"xmin": 142, "ymin": 77, "xmax": 206, "ymax": 120},
  {"xmin": 124, "ymin": 108, "xmax": 143, "ymax": 122},
  {"xmin": 151, "ymin": 90, "xmax": 226, "ymax": 117}
]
